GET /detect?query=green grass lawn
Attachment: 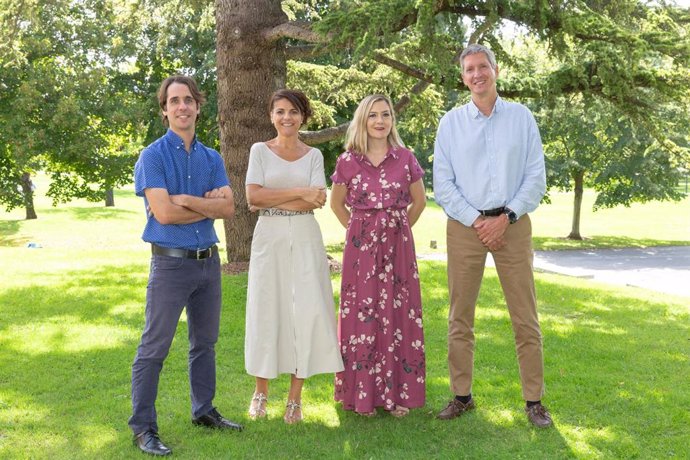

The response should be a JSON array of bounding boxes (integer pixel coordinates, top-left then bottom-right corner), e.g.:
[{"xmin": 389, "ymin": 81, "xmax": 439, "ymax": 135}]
[{"xmin": 1, "ymin": 181, "xmax": 689, "ymax": 458}]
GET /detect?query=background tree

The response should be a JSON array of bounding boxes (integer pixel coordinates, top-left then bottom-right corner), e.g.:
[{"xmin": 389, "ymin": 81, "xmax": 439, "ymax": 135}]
[
  {"xmin": 0, "ymin": 0, "xmax": 143, "ymax": 218},
  {"xmin": 214, "ymin": 0, "xmax": 690, "ymax": 261},
  {"xmin": 540, "ymin": 95, "xmax": 687, "ymax": 239}
]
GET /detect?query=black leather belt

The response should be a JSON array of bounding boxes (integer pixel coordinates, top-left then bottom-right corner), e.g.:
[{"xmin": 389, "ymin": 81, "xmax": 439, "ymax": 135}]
[
  {"xmin": 478, "ymin": 207, "xmax": 505, "ymax": 217},
  {"xmin": 151, "ymin": 243, "xmax": 218, "ymax": 260}
]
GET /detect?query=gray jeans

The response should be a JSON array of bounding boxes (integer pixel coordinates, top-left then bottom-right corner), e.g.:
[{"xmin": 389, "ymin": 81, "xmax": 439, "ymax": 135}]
[{"xmin": 128, "ymin": 253, "xmax": 222, "ymax": 434}]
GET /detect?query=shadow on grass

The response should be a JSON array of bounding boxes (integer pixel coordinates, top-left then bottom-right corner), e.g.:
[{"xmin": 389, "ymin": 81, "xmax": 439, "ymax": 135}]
[
  {"xmin": 0, "ymin": 220, "xmax": 28, "ymax": 246},
  {"xmin": 534, "ymin": 235, "xmax": 690, "ymax": 251},
  {"xmin": 0, "ymin": 264, "xmax": 246, "ymax": 330},
  {"xmin": 40, "ymin": 205, "xmax": 138, "ymax": 220},
  {"xmin": 0, "ymin": 262, "xmax": 688, "ymax": 458}
]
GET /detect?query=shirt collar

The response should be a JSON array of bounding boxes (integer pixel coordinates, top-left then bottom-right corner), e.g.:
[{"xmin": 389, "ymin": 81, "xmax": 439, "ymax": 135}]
[
  {"xmin": 351, "ymin": 145, "xmax": 400, "ymax": 163},
  {"xmin": 388, "ymin": 146, "xmax": 400, "ymax": 159},
  {"xmin": 164, "ymin": 129, "xmax": 197, "ymax": 150},
  {"xmin": 469, "ymin": 96, "xmax": 504, "ymax": 118}
]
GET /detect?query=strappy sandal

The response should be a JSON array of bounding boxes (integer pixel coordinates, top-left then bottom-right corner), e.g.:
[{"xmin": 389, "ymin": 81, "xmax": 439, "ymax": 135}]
[
  {"xmin": 355, "ymin": 409, "xmax": 377, "ymax": 417},
  {"xmin": 390, "ymin": 405, "xmax": 410, "ymax": 418},
  {"xmin": 248, "ymin": 392, "xmax": 268, "ymax": 419},
  {"xmin": 284, "ymin": 399, "xmax": 302, "ymax": 424}
]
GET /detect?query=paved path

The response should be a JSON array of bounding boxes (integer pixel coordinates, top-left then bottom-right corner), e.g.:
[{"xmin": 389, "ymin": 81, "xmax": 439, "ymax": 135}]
[
  {"xmin": 531, "ymin": 246, "xmax": 690, "ymax": 297},
  {"xmin": 420, "ymin": 246, "xmax": 690, "ymax": 298}
]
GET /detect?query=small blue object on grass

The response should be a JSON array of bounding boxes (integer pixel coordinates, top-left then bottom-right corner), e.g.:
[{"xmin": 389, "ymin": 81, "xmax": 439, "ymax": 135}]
[{"xmin": 27, "ymin": 242, "xmax": 42, "ymax": 248}]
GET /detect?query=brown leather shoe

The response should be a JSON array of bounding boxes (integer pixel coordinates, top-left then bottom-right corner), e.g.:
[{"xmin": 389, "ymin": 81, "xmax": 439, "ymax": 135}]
[
  {"xmin": 525, "ymin": 403, "xmax": 553, "ymax": 427},
  {"xmin": 436, "ymin": 398, "xmax": 475, "ymax": 420}
]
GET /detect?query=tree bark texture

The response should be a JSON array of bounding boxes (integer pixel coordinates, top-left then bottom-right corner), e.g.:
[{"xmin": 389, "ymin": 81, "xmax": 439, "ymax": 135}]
[
  {"xmin": 105, "ymin": 188, "xmax": 115, "ymax": 207},
  {"xmin": 215, "ymin": 0, "xmax": 287, "ymax": 262},
  {"xmin": 568, "ymin": 170, "xmax": 584, "ymax": 240},
  {"xmin": 20, "ymin": 172, "xmax": 37, "ymax": 220}
]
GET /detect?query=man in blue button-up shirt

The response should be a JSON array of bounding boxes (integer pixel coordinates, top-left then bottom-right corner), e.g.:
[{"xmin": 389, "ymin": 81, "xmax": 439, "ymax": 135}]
[
  {"xmin": 433, "ymin": 44, "xmax": 552, "ymax": 428},
  {"xmin": 129, "ymin": 75, "xmax": 242, "ymax": 456}
]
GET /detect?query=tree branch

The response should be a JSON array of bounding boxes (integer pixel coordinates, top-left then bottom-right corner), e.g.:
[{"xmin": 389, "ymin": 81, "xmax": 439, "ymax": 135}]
[
  {"xmin": 264, "ymin": 20, "xmax": 326, "ymax": 44},
  {"xmin": 285, "ymin": 44, "xmax": 321, "ymax": 60},
  {"xmin": 372, "ymin": 52, "xmax": 437, "ymax": 83},
  {"xmin": 390, "ymin": 2, "xmax": 483, "ymax": 33},
  {"xmin": 300, "ymin": 122, "xmax": 349, "ymax": 145},
  {"xmin": 468, "ymin": 14, "xmax": 497, "ymax": 44},
  {"xmin": 394, "ymin": 80, "xmax": 431, "ymax": 115}
]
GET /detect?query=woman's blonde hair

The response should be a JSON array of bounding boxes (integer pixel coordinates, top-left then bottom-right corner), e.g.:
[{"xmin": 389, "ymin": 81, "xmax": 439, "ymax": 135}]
[{"xmin": 344, "ymin": 94, "xmax": 404, "ymax": 155}]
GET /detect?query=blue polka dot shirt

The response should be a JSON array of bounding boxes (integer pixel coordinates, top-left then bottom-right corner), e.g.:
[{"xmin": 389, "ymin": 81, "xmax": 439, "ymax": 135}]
[{"xmin": 134, "ymin": 129, "xmax": 230, "ymax": 250}]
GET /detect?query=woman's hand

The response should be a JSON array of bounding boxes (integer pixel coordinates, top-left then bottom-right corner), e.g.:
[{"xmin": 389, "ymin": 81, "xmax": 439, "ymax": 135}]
[
  {"xmin": 302, "ymin": 187, "xmax": 327, "ymax": 208},
  {"xmin": 330, "ymin": 184, "xmax": 350, "ymax": 228}
]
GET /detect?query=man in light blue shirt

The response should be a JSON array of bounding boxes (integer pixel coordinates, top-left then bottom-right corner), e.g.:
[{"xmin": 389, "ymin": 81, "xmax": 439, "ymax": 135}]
[{"xmin": 433, "ymin": 44, "xmax": 552, "ymax": 427}]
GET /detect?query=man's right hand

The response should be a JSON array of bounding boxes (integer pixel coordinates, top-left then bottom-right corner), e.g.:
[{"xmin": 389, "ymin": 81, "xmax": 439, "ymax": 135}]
[{"xmin": 473, "ymin": 215, "xmax": 507, "ymax": 251}]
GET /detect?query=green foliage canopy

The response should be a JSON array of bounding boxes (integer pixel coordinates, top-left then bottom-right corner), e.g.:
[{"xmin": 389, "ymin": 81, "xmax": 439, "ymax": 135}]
[{"xmin": 0, "ymin": 0, "xmax": 144, "ymax": 211}]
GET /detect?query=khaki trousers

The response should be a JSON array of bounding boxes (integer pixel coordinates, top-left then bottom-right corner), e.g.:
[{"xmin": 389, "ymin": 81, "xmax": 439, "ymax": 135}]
[{"xmin": 446, "ymin": 215, "xmax": 544, "ymax": 401}]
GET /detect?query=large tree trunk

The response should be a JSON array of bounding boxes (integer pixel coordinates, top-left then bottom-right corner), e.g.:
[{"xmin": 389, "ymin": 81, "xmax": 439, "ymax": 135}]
[
  {"xmin": 568, "ymin": 170, "xmax": 584, "ymax": 240},
  {"xmin": 104, "ymin": 188, "xmax": 115, "ymax": 207},
  {"xmin": 20, "ymin": 172, "xmax": 37, "ymax": 220},
  {"xmin": 216, "ymin": 0, "xmax": 287, "ymax": 263}
]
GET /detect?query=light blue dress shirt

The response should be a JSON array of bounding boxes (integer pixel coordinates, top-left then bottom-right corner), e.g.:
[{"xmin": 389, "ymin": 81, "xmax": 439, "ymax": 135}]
[{"xmin": 433, "ymin": 97, "xmax": 546, "ymax": 227}]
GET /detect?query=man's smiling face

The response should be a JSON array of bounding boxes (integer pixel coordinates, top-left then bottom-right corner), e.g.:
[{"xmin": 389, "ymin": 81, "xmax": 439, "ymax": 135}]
[{"xmin": 461, "ymin": 52, "xmax": 499, "ymax": 98}]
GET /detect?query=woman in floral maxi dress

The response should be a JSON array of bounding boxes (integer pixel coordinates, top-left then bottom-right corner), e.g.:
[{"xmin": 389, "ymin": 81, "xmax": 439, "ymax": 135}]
[{"xmin": 330, "ymin": 94, "xmax": 426, "ymax": 417}]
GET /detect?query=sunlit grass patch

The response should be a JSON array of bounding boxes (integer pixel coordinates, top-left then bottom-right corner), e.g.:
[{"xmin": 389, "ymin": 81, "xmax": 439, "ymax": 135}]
[{"xmin": 3, "ymin": 319, "xmax": 135, "ymax": 355}]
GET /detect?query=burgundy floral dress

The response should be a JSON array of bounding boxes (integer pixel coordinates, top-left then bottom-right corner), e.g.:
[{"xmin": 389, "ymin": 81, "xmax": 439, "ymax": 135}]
[{"xmin": 331, "ymin": 146, "xmax": 426, "ymax": 413}]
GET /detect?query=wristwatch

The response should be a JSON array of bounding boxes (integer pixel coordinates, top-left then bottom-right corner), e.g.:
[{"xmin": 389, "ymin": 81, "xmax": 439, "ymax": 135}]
[{"xmin": 503, "ymin": 207, "xmax": 518, "ymax": 224}]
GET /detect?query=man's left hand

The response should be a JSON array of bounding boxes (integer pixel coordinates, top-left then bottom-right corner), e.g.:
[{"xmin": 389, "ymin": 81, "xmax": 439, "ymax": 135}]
[{"xmin": 486, "ymin": 236, "xmax": 506, "ymax": 251}]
